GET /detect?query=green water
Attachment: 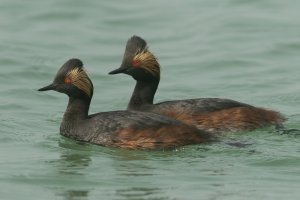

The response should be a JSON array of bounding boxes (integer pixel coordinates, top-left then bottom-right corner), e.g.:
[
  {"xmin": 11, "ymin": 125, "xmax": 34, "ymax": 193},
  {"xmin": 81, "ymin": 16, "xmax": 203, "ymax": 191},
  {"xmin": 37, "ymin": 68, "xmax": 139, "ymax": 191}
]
[{"xmin": 1, "ymin": 0, "xmax": 300, "ymax": 199}]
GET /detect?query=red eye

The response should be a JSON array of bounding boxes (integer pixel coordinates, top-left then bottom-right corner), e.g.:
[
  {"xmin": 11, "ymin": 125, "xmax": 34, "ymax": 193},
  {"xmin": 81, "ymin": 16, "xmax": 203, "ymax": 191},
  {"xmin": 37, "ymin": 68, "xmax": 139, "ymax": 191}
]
[
  {"xmin": 64, "ymin": 77, "xmax": 72, "ymax": 84},
  {"xmin": 132, "ymin": 59, "xmax": 140, "ymax": 67}
]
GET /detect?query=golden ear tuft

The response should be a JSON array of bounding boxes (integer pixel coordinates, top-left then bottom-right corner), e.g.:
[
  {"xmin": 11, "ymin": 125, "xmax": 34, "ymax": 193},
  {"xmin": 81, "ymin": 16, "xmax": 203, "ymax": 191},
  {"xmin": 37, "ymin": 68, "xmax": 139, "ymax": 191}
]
[
  {"xmin": 65, "ymin": 68, "xmax": 92, "ymax": 97},
  {"xmin": 133, "ymin": 49, "xmax": 160, "ymax": 78}
]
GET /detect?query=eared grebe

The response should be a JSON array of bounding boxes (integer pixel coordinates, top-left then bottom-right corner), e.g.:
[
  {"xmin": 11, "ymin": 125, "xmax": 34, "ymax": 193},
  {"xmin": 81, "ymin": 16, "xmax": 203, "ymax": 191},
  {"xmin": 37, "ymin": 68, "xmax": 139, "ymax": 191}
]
[
  {"xmin": 109, "ymin": 36, "xmax": 284, "ymax": 134},
  {"xmin": 38, "ymin": 58, "xmax": 212, "ymax": 150}
]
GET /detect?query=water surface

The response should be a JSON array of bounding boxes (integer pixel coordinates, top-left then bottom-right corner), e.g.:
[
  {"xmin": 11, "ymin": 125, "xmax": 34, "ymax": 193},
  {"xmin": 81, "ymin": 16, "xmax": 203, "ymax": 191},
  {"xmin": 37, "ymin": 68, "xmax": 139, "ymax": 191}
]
[{"xmin": 1, "ymin": 0, "xmax": 300, "ymax": 199}]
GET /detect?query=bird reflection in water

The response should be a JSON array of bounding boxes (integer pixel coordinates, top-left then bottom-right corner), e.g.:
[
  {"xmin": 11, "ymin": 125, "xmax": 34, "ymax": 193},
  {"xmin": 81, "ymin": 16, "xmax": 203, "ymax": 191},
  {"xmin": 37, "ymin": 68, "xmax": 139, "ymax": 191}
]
[{"xmin": 54, "ymin": 140, "xmax": 92, "ymax": 200}]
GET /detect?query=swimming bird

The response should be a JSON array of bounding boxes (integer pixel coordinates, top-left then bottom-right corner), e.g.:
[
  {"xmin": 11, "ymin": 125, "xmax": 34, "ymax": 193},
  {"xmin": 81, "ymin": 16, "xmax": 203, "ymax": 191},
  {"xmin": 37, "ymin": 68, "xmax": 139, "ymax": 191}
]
[
  {"xmin": 109, "ymin": 36, "xmax": 284, "ymax": 134},
  {"xmin": 38, "ymin": 58, "xmax": 212, "ymax": 150}
]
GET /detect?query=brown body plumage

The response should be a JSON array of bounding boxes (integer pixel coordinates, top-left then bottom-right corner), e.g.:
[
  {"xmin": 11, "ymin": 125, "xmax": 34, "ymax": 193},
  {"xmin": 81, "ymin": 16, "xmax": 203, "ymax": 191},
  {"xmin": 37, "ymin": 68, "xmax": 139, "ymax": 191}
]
[
  {"xmin": 109, "ymin": 35, "xmax": 284, "ymax": 134},
  {"xmin": 166, "ymin": 107, "xmax": 282, "ymax": 133},
  {"xmin": 38, "ymin": 58, "xmax": 212, "ymax": 150}
]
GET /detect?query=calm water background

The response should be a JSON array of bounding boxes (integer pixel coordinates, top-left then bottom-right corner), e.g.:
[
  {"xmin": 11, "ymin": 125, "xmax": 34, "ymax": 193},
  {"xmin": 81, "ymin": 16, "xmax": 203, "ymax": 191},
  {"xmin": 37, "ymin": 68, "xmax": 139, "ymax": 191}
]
[{"xmin": 0, "ymin": 0, "xmax": 300, "ymax": 199}]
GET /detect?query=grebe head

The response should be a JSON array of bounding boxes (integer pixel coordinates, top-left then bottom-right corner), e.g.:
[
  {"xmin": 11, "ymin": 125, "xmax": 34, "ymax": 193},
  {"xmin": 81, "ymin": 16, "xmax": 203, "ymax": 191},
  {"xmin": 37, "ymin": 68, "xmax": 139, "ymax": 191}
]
[
  {"xmin": 38, "ymin": 58, "xmax": 93, "ymax": 99},
  {"xmin": 109, "ymin": 35, "xmax": 160, "ymax": 81}
]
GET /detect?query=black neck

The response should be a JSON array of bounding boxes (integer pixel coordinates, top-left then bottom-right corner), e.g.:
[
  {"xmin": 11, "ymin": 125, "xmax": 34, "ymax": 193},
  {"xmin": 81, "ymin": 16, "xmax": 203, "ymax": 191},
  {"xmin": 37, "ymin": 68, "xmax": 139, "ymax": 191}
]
[
  {"xmin": 128, "ymin": 79, "xmax": 159, "ymax": 110},
  {"xmin": 63, "ymin": 97, "xmax": 91, "ymax": 121}
]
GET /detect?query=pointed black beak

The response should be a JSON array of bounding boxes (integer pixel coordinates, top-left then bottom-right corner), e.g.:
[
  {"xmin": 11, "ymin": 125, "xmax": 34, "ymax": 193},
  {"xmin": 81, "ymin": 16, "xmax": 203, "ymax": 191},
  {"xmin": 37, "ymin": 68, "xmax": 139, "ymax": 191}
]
[
  {"xmin": 38, "ymin": 83, "xmax": 56, "ymax": 91},
  {"xmin": 108, "ymin": 67, "xmax": 127, "ymax": 75}
]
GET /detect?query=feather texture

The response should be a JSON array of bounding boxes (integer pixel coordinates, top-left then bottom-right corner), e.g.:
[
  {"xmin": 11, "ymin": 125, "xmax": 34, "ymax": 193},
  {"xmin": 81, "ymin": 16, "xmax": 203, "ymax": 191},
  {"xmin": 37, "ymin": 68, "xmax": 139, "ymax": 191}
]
[
  {"xmin": 133, "ymin": 49, "xmax": 160, "ymax": 79},
  {"xmin": 65, "ymin": 68, "xmax": 92, "ymax": 97}
]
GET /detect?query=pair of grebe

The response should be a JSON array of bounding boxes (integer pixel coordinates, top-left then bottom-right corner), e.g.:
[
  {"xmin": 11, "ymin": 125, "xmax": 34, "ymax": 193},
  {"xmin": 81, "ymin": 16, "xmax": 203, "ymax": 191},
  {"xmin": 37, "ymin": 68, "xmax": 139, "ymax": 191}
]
[{"xmin": 39, "ymin": 36, "xmax": 286, "ymax": 150}]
